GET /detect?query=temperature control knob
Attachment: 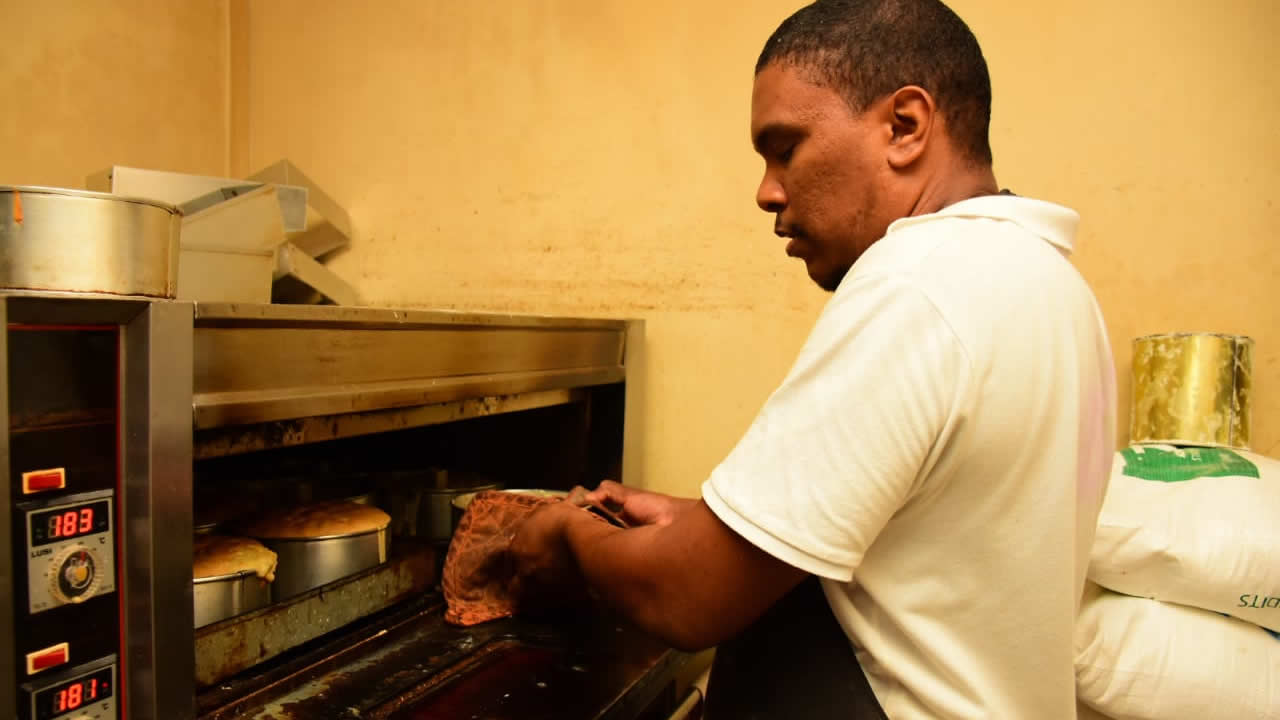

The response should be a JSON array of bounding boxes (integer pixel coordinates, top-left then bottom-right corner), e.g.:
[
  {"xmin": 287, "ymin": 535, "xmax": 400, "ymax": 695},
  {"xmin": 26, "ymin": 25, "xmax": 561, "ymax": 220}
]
[{"xmin": 48, "ymin": 546, "xmax": 102, "ymax": 604}]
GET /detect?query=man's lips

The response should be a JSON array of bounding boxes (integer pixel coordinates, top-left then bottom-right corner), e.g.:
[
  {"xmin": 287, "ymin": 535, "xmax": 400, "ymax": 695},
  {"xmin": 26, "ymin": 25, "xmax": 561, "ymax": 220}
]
[
  {"xmin": 778, "ymin": 227, "xmax": 805, "ymax": 258},
  {"xmin": 776, "ymin": 218, "xmax": 809, "ymax": 259}
]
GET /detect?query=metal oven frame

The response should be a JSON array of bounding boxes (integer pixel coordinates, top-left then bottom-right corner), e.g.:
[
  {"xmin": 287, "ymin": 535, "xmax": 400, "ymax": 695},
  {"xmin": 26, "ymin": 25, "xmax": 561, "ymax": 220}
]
[
  {"xmin": 5, "ymin": 294, "xmax": 646, "ymax": 720},
  {"xmin": 0, "ymin": 293, "xmax": 195, "ymax": 720}
]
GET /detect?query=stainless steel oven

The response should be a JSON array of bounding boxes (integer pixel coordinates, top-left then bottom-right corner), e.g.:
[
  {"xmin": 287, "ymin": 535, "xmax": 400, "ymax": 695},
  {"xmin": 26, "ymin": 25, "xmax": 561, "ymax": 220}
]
[
  {"xmin": 6, "ymin": 294, "xmax": 691, "ymax": 720},
  {"xmin": 1, "ymin": 293, "xmax": 192, "ymax": 720}
]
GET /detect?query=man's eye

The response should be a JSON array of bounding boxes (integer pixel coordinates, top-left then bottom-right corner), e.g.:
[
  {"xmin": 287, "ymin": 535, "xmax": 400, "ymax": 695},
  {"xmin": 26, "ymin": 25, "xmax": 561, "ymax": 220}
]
[{"xmin": 778, "ymin": 145, "xmax": 795, "ymax": 164}]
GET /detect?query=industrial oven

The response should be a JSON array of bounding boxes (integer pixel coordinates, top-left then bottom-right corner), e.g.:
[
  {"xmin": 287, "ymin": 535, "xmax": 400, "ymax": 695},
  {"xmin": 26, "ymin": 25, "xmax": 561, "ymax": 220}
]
[
  {"xmin": 3, "ymin": 293, "xmax": 693, "ymax": 720},
  {"xmin": 1, "ymin": 294, "xmax": 191, "ymax": 720}
]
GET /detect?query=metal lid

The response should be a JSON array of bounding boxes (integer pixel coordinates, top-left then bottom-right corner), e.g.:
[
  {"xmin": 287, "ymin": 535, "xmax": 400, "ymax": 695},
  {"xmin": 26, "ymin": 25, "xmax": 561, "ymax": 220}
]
[
  {"xmin": 0, "ymin": 185, "xmax": 181, "ymax": 215},
  {"xmin": 1133, "ymin": 331, "xmax": 1254, "ymax": 344}
]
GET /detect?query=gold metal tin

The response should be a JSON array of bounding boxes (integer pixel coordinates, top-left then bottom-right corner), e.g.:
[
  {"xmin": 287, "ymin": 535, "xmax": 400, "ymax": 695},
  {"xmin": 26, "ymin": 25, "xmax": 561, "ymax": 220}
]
[{"xmin": 1130, "ymin": 333, "xmax": 1253, "ymax": 449}]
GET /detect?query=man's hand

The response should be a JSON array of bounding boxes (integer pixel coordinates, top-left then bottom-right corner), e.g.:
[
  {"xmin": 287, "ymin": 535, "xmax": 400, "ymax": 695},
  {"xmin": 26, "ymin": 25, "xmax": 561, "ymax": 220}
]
[
  {"xmin": 508, "ymin": 501, "xmax": 608, "ymax": 615},
  {"xmin": 509, "ymin": 492, "xmax": 807, "ymax": 650},
  {"xmin": 582, "ymin": 480, "xmax": 696, "ymax": 527}
]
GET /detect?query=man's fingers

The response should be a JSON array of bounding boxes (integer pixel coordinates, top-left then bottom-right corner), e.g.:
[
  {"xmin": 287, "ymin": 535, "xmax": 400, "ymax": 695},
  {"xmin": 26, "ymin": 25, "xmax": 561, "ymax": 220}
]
[
  {"xmin": 597, "ymin": 479, "xmax": 626, "ymax": 495},
  {"xmin": 585, "ymin": 479, "xmax": 629, "ymax": 508},
  {"xmin": 565, "ymin": 485, "xmax": 591, "ymax": 507}
]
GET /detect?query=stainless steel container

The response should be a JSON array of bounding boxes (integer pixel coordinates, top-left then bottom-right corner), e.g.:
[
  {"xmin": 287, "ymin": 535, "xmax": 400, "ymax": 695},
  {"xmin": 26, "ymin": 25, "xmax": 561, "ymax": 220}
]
[
  {"xmin": 420, "ymin": 483, "xmax": 502, "ymax": 543},
  {"xmin": 193, "ymin": 571, "xmax": 272, "ymax": 628},
  {"xmin": 0, "ymin": 185, "xmax": 181, "ymax": 297},
  {"xmin": 449, "ymin": 489, "xmax": 567, "ymax": 530},
  {"xmin": 261, "ymin": 528, "xmax": 389, "ymax": 600},
  {"xmin": 1131, "ymin": 332, "xmax": 1253, "ymax": 449}
]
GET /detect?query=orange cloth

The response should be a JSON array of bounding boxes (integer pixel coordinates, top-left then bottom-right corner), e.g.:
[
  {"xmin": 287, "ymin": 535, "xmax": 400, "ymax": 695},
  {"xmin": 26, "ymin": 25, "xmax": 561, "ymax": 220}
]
[{"xmin": 441, "ymin": 491, "xmax": 559, "ymax": 626}]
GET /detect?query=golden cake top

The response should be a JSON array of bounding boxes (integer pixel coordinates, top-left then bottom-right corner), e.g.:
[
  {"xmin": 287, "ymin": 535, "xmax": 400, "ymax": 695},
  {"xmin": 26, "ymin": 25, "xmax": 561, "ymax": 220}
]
[
  {"xmin": 193, "ymin": 535, "xmax": 277, "ymax": 581},
  {"xmin": 240, "ymin": 500, "xmax": 391, "ymax": 539}
]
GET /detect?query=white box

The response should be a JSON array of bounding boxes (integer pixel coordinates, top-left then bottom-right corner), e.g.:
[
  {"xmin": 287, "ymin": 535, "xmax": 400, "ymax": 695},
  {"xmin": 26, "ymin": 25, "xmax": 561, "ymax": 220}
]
[
  {"xmin": 178, "ymin": 185, "xmax": 284, "ymax": 303},
  {"xmin": 87, "ymin": 166, "xmax": 249, "ymax": 207},
  {"xmin": 86, "ymin": 165, "xmax": 307, "ymax": 232}
]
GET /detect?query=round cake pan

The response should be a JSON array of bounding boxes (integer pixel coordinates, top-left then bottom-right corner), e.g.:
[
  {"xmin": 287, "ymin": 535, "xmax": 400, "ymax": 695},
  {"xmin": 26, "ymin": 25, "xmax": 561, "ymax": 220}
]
[
  {"xmin": 193, "ymin": 570, "xmax": 272, "ymax": 628},
  {"xmin": 261, "ymin": 528, "xmax": 389, "ymax": 601},
  {"xmin": 0, "ymin": 185, "xmax": 180, "ymax": 298},
  {"xmin": 449, "ymin": 489, "xmax": 566, "ymax": 532},
  {"xmin": 420, "ymin": 483, "xmax": 502, "ymax": 543}
]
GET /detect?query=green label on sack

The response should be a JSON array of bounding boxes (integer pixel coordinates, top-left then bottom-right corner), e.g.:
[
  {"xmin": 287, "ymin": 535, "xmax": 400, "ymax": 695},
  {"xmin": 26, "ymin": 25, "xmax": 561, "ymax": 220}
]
[{"xmin": 1120, "ymin": 446, "xmax": 1260, "ymax": 483}]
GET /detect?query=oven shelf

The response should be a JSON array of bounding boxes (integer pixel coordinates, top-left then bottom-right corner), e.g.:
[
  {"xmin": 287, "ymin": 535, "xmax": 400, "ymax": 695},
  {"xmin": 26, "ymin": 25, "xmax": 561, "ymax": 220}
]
[{"xmin": 195, "ymin": 541, "xmax": 438, "ymax": 689}]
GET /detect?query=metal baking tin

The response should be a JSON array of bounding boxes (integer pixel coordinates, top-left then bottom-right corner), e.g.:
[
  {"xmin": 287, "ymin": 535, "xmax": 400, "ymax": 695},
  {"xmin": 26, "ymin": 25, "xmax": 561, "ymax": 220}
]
[
  {"xmin": 1130, "ymin": 332, "xmax": 1253, "ymax": 449},
  {"xmin": 193, "ymin": 570, "xmax": 272, "ymax": 628},
  {"xmin": 449, "ymin": 488, "xmax": 567, "ymax": 532},
  {"xmin": 0, "ymin": 185, "xmax": 181, "ymax": 297},
  {"xmin": 259, "ymin": 528, "xmax": 389, "ymax": 600},
  {"xmin": 420, "ymin": 483, "xmax": 503, "ymax": 543}
]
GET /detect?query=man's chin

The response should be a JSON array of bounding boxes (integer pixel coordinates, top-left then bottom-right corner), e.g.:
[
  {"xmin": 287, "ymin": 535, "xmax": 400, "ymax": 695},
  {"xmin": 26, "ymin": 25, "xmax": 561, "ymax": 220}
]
[{"xmin": 807, "ymin": 262, "xmax": 848, "ymax": 293}]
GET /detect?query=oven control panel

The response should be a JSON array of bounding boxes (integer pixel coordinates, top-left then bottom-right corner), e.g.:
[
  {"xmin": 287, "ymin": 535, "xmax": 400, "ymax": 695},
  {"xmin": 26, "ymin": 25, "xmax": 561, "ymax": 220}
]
[
  {"xmin": 25, "ymin": 492, "xmax": 116, "ymax": 614},
  {"xmin": 7, "ymin": 322, "xmax": 124, "ymax": 720},
  {"xmin": 22, "ymin": 655, "xmax": 117, "ymax": 720}
]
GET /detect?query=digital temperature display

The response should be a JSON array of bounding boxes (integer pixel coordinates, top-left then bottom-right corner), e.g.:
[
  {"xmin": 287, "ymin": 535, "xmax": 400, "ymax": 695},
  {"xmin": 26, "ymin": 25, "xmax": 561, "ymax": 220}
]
[
  {"xmin": 33, "ymin": 666, "xmax": 113, "ymax": 719},
  {"xmin": 30, "ymin": 500, "xmax": 110, "ymax": 547}
]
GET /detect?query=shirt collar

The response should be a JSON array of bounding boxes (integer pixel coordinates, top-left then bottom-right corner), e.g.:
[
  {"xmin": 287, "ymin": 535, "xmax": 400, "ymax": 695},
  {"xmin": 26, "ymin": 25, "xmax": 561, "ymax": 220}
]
[{"xmin": 885, "ymin": 195, "xmax": 1080, "ymax": 254}]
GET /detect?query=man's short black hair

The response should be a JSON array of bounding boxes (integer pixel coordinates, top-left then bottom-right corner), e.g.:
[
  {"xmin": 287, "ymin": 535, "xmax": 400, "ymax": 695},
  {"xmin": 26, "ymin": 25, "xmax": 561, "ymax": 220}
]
[{"xmin": 757, "ymin": 0, "xmax": 993, "ymax": 166}]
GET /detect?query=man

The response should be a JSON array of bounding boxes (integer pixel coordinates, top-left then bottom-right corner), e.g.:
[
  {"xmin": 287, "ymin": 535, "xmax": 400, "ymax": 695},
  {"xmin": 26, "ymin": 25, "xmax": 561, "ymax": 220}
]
[{"xmin": 511, "ymin": 0, "xmax": 1116, "ymax": 717}]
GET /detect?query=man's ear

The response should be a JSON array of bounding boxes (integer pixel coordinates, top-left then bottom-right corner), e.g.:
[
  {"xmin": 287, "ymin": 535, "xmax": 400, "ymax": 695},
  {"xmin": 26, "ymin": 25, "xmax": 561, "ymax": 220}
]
[{"xmin": 884, "ymin": 85, "xmax": 936, "ymax": 170}]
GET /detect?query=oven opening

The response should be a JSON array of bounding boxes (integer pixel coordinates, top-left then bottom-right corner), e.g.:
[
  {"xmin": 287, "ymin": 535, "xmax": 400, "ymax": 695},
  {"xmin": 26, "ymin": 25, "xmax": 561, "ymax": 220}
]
[{"xmin": 189, "ymin": 390, "xmax": 686, "ymax": 720}]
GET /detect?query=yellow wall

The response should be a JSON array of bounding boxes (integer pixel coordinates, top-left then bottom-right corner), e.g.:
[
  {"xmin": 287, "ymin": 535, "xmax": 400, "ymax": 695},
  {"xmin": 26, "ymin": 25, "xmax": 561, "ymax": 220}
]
[
  {"xmin": 235, "ymin": 0, "xmax": 1280, "ymax": 494},
  {"xmin": 954, "ymin": 0, "xmax": 1280, "ymax": 455},
  {"xmin": 4, "ymin": 1, "xmax": 1273, "ymax": 494},
  {"xmin": 0, "ymin": 1, "xmax": 230, "ymax": 187},
  {"xmin": 234, "ymin": 0, "xmax": 825, "ymax": 496}
]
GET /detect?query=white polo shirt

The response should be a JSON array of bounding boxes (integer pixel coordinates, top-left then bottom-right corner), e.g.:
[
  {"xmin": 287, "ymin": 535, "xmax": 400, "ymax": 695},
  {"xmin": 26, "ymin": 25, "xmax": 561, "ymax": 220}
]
[{"xmin": 703, "ymin": 195, "xmax": 1117, "ymax": 719}]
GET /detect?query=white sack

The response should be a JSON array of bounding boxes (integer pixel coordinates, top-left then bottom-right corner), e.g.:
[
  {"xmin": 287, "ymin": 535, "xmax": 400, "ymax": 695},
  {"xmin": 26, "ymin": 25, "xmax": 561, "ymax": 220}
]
[
  {"xmin": 1090, "ymin": 444, "xmax": 1280, "ymax": 631},
  {"xmin": 1075, "ymin": 585, "xmax": 1280, "ymax": 720}
]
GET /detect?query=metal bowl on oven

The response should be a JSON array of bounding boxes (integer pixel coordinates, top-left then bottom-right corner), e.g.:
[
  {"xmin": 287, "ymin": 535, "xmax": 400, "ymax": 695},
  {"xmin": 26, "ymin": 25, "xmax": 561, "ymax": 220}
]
[
  {"xmin": 420, "ymin": 482, "xmax": 503, "ymax": 543},
  {"xmin": 260, "ymin": 527, "xmax": 389, "ymax": 601},
  {"xmin": 193, "ymin": 570, "xmax": 272, "ymax": 628},
  {"xmin": 449, "ymin": 489, "xmax": 567, "ymax": 531},
  {"xmin": 0, "ymin": 185, "xmax": 181, "ymax": 297}
]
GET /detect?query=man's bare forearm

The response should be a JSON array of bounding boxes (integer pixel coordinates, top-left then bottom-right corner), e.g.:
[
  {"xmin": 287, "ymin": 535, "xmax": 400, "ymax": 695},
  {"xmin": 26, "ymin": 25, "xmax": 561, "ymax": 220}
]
[
  {"xmin": 560, "ymin": 500, "xmax": 805, "ymax": 651},
  {"xmin": 560, "ymin": 512, "xmax": 703, "ymax": 648},
  {"xmin": 665, "ymin": 496, "xmax": 700, "ymax": 519}
]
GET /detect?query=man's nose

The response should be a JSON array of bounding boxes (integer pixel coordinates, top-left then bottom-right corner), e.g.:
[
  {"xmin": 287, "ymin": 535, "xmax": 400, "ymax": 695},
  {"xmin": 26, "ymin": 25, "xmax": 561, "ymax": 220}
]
[{"xmin": 756, "ymin": 173, "xmax": 786, "ymax": 213}]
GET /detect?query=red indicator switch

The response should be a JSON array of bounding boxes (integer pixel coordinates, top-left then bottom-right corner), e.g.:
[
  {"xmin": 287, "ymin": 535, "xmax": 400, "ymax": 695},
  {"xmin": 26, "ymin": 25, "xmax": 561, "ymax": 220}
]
[
  {"xmin": 26, "ymin": 642, "xmax": 69, "ymax": 675},
  {"xmin": 22, "ymin": 468, "xmax": 66, "ymax": 494}
]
